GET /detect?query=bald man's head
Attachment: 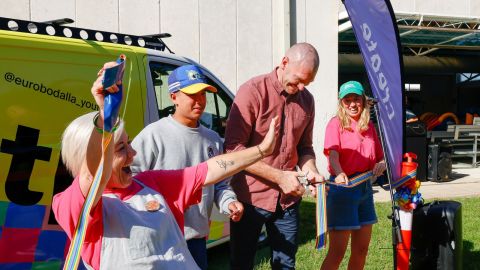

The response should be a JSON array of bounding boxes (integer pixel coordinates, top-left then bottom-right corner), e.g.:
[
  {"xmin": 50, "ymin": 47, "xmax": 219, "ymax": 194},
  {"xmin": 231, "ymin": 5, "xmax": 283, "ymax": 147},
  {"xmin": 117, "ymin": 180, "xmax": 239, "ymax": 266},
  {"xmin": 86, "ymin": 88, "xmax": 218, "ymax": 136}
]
[
  {"xmin": 285, "ymin": 43, "xmax": 320, "ymax": 72},
  {"xmin": 277, "ymin": 43, "xmax": 319, "ymax": 95}
]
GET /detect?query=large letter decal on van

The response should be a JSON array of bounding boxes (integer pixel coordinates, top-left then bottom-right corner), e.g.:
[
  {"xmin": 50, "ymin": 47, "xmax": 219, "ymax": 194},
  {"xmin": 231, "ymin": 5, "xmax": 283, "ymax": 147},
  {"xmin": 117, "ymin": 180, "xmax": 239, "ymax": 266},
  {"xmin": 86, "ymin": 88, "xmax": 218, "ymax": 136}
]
[
  {"xmin": 47, "ymin": 157, "xmax": 75, "ymax": 225},
  {"xmin": 0, "ymin": 125, "xmax": 51, "ymax": 205}
]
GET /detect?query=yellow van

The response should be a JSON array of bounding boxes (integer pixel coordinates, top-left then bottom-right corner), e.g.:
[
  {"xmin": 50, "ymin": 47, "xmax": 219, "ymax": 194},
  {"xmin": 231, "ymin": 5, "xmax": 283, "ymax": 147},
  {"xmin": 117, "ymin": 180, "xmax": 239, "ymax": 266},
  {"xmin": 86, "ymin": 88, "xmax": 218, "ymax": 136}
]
[{"xmin": 0, "ymin": 16, "xmax": 234, "ymax": 268}]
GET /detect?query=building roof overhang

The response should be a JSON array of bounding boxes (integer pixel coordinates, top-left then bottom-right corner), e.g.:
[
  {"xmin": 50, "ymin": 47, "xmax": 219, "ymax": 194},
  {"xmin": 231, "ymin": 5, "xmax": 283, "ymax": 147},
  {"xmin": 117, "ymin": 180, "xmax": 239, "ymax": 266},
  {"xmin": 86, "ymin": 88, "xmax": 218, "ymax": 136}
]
[{"xmin": 339, "ymin": 11, "xmax": 480, "ymax": 57}]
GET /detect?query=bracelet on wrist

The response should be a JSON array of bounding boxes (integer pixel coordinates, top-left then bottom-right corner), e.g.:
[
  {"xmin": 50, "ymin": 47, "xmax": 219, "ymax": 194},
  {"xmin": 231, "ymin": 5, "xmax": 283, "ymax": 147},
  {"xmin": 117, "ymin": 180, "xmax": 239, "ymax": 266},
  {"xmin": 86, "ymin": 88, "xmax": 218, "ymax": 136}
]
[
  {"xmin": 93, "ymin": 112, "xmax": 120, "ymax": 134},
  {"xmin": 256, "ymin": 145, "xmax": 265, "ymax": 159}
]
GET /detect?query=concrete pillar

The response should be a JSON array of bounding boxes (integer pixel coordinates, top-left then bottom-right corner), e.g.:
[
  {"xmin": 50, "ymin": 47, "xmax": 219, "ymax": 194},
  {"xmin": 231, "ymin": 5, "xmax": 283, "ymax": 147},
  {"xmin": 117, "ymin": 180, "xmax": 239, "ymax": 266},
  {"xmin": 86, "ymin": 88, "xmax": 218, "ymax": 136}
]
[
  {"xmin": 199, "ymin": 0, "xmax": 237, "ymax": 91},
  {"xmin": 272, "ymin": 0, "xmax": 291, "ymax": 67},
  {"xmin": 294, "ymin": 0, "xmax": 339, "ymax": 175},
  {"xmin": 160, "ymin": 0, "xmax": 199, "ymax": 61},
  {"xmin": 76, "ymin": 0, "xmax": 118, "ymax": 32},
  {"xmin": 119, "ymin": 0, "xmax": 160, "ymax": 35},
  {"xmin": 31, "ymin": 0, "xmax": 75, "ymax": 24},
  {"xmin": 237, "ymin": 0, "xmax": 272, "ymax": 88},
  {"xmin": 0, "ymin": 0, "xmax": 30, "ymax": 20}
]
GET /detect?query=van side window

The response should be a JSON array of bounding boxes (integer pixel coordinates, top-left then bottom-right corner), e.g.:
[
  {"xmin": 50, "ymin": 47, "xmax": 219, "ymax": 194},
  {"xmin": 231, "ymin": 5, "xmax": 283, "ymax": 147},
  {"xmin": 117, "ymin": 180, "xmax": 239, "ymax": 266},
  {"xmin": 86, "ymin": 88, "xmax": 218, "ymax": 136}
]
[
  {"xmin": 149, "ymin": 63, "xmax": 176, "ymax": 118},
  {"xmin": 148, "ymin": 62, "xmax": 232, "ymax": 137}
]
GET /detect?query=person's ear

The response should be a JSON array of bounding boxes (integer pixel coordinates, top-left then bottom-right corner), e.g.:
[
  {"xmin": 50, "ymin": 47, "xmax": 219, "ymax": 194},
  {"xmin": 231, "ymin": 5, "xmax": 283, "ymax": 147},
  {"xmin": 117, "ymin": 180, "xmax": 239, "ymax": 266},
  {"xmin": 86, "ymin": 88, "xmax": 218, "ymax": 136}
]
[
  {"xmin": 280, "ymin": 56, "xmax": 289, "ymax": 70},
  {"xmin": 170, "ymin": 92, "xmax": 179, "ymax": 106}
]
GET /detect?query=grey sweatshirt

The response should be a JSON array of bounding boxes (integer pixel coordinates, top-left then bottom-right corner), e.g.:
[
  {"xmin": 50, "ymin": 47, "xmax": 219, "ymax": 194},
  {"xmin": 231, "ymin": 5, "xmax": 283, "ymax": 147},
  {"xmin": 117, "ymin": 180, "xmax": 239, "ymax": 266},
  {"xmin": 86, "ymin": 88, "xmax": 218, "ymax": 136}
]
[{"xmin": 131, "ymin": 115, "xmax": 237, "ymax": 240}]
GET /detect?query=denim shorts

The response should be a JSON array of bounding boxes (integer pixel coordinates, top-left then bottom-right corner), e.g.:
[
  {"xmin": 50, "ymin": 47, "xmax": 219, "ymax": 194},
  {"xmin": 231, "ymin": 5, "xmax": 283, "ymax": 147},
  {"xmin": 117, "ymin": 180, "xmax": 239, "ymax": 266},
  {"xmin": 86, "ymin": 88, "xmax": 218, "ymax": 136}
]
[{"xmin": 327, "ymin": 174, "xmax": 377, "ymax": 230}]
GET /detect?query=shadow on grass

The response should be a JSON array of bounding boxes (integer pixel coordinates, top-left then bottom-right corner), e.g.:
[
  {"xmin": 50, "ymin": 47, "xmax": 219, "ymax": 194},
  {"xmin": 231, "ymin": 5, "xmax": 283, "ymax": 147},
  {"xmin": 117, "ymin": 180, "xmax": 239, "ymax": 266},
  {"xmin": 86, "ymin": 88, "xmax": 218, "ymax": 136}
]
[
  {"xmin": 438, "ymin": 171, "xmax": 469, "ymax": 182},
  {"xmin": 207, "ymin": 242, "xmax": 230, "ymax": 270},
  {"xmin": 449, "ymin": 171, "xmax": 469, "ymax": 180},
  {"xmin": 207, "ymin": 199, "xmax": 318, "ymax": 269},
  {"xmin": 207, "ymin": 241, "xmax": 272, "ymax": 270},
  {"xmin": 464, "ymin": 240, "xmax": 480, "ymax": 270},
  {"xmin": 298, "ymin": 198, "xmax": 318, "ymax": 246}
]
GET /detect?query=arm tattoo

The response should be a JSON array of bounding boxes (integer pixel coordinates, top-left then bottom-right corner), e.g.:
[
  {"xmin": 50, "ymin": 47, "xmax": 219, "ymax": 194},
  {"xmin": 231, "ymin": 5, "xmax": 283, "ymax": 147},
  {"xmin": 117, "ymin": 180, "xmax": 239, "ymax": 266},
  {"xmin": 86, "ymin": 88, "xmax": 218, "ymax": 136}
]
[{"xmin": 216, "ymin": 159, "xmax": 235, "ymax": 171}]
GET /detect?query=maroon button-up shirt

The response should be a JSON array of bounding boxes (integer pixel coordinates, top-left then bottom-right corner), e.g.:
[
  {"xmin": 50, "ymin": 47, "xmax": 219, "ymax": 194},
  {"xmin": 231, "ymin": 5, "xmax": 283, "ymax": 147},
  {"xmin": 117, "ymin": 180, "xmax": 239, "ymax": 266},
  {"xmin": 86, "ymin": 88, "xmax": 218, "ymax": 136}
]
[{"xmin": 224, "ymin": 68, "xmax": 316, "ymax": 212}]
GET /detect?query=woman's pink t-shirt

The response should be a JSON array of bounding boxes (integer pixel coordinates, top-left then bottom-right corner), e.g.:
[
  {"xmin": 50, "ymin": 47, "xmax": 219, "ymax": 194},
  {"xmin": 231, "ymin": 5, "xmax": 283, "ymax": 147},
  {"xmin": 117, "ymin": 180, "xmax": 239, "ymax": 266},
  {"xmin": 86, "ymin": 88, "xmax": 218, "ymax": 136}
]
[
  {"xmin": 52, "ymin": 162, "xmax": 207, "ymax": 269},
  {"xmin": 324, "ymin": 117, "xmax": 384, "ymax": 176}
]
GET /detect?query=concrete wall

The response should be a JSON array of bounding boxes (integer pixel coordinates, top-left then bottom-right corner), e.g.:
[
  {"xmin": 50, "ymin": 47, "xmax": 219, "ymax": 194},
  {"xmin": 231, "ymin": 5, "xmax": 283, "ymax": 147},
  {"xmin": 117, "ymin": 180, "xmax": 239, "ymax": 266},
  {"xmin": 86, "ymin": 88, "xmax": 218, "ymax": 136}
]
[
  {"xmin": 0, "ymin": 0, "xmax": 337, "ymax": 173},
  {"xmin": 291, "ymin": 0, "xmax": 339, "ymax": 173}
]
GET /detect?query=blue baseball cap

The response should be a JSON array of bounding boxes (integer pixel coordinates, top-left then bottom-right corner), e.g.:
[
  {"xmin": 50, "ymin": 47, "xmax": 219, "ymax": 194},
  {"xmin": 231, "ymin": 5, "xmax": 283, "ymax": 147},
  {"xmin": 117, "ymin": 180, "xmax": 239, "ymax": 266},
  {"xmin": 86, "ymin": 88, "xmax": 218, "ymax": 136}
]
[
  {"xmin": 168, "ymin": 65, "xmax": 217, "ymax": 94},
  {"xmin": 338, "ymin": 80, "xmax": 364, "ymax": 99}
]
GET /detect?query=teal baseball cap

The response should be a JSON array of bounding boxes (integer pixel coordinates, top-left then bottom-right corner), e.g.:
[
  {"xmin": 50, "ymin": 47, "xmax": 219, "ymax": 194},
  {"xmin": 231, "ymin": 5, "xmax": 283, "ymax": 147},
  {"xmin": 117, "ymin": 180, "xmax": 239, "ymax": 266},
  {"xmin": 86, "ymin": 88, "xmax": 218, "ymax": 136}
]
[{"xmin": 339, "ymin": 81, "xmax": 364, "ymax": 99}]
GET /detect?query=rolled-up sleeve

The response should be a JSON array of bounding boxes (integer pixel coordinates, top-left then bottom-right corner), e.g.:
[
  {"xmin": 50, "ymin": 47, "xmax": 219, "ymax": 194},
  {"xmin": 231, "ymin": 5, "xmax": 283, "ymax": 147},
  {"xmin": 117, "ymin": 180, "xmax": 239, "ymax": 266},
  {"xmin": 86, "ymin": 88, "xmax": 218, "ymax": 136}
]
[
  {"xmin": 214, "ymin": 178, "xmax": 237, "ymax": 214},
  {"xmin": 324, "ymin": 117, "xmax": 341, "ymax": 156}
]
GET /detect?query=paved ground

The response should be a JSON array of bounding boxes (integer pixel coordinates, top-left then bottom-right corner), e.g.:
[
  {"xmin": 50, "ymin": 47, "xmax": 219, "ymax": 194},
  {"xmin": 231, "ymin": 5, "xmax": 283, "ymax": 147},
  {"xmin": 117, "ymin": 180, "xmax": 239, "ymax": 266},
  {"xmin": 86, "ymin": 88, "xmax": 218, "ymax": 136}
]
[{"xmin": 373, "ymin": 162, "xmax": 480, "ymax": 202}]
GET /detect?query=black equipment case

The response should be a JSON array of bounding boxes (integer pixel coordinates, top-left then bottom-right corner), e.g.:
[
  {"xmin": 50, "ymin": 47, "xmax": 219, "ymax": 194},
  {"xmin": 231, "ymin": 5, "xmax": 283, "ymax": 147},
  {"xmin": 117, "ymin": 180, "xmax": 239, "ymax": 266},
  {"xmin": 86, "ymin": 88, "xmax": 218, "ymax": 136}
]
[
  {"xmin": 410, "ymin": 200, "xmax": 463, "ymax": 269},
  {"xmin": 427, "ymin": 144, "xmax": 453, "ymax": 182},
  {"xmin": 406, "ymin": 121, "xmax": 427, "ymax": 181}
]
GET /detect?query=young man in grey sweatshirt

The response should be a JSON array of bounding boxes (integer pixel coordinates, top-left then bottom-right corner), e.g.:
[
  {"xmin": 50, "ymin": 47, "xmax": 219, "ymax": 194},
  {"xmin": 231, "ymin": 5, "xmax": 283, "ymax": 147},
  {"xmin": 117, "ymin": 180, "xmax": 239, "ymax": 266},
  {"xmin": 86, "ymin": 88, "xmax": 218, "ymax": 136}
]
[{"xmin": 131, "ymin": 64, "xmax": 243, "ymax": 270}]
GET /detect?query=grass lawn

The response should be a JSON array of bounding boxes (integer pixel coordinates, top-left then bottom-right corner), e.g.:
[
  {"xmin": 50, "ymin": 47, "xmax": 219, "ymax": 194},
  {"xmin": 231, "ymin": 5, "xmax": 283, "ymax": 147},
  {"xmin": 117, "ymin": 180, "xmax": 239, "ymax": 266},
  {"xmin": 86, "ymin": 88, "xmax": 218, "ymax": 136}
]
[{"xmin": 208, "ymin": 196, "xmax": 480, "ymax": 269}]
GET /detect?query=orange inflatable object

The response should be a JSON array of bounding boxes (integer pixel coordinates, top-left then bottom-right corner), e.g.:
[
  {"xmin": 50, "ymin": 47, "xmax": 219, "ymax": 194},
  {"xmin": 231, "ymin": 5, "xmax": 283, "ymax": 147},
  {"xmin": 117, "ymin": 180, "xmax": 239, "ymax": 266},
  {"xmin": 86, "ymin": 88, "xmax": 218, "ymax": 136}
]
[
  {"xmin": 419, "ymin": 112, "xmax": 437, "ymax": 122},
  {"xmin": 437, "ymin": 112, "xmax": 459, "ymax": 124},
  {"xmin": 466, "ymin": 113, "xmax": 473, "ymax": 125},
  {"xmin": 426, "ymin": 117, "xmax": 439, "ymax": 131},
  {"xmin": 425, "ymin": 112, "xmax": 459, "ymax": 130}
]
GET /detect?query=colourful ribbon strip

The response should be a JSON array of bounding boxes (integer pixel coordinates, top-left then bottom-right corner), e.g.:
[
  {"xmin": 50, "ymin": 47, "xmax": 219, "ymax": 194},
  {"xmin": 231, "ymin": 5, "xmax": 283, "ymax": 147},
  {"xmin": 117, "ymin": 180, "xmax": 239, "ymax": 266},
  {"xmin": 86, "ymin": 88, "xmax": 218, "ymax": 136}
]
[
  {"xmin": 327, "ymin": 171, "xmax": 374, "ymax": 188},
  {"xmin": 63, "ymin": 140, "xmax": 111, "ymax": 270},
  {"xmin": 315, "ymin": 169, "xmax": 417, "ymax": 251},
  {"xmin": 315, "ymin": 183, "xmax": 327, "ymax": 250},
  {"xmin": 390, "ymin": 170, "xmax": 417, "ymax": 189},
  {"xmin": 315, "ymin": 171, "xmax": 373, "ymax": 250},
  {"xmin": 63, "ymin": 56, "xmax": 125, "ymax": 270}
]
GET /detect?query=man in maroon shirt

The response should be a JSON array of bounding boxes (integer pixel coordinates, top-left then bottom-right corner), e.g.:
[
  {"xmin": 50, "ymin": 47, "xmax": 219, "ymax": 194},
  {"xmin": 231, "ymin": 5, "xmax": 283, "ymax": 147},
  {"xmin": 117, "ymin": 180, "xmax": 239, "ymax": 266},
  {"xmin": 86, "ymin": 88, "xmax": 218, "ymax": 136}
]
[{"xmin": 225, "ymin": 43, "xmax": 324, "ymax": 270}]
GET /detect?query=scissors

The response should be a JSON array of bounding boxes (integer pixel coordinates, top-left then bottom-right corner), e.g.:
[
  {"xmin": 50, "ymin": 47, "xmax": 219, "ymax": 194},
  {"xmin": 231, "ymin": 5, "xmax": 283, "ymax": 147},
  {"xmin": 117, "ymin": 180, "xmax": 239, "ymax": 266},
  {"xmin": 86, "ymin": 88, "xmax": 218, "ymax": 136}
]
[
  {"xmin": 295, "ymin": 166, "xmax": 314, "ymax": 187},
  {"xmin": 295, "ymin": 166, "xmax": 333, "ymax": 188}
]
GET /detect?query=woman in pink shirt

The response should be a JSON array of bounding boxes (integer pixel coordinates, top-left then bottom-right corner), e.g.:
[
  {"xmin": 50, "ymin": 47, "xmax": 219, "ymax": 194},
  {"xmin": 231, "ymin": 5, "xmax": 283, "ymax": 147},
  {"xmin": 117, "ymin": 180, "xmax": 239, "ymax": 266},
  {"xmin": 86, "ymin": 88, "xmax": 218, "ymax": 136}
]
[
  {"xmin": 53, "ymin": 62, "xmax": 279, "ymax": 270},
  {"xmin": 321, "ymin": 81, "xmax": 386, "ymax": 270}
]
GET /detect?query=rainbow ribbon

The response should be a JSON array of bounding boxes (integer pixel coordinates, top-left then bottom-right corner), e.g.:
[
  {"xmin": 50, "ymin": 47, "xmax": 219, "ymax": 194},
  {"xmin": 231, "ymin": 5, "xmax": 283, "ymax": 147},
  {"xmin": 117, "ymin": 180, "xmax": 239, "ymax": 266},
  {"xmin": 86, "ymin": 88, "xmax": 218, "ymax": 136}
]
[
  {"xmin": 315, "ymin": 171, "xmax": 373, "ymax": 250},
  {"xmin": 390, "ymin": 170, "xmax": 417, "ymax": 189},
  {"xmin": 315, "ymin": 169, "xmax": 417, "ymax": 250},
  {"xmin": 63, "ymin": 56, "xmax": 125, "ymax": 270},
  {"xmin": 327, "ymin": 171, "xmax": 374, "ymax": 188},
  {"xmin": 315, "ymin": 183, "xmax": 327, "ymax": 250}
]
